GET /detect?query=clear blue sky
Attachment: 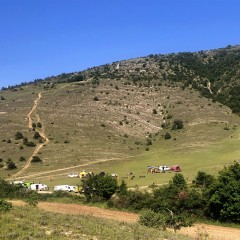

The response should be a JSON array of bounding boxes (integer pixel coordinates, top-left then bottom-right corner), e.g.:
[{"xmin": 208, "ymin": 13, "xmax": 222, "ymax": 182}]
[{"xmin": 1, "ymin": 0, "xmax": 240, "ymax": 88}]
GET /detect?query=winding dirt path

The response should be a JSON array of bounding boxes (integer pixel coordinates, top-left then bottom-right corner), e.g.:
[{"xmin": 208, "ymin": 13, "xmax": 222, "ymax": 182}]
[
  {"xmin": 9, "ymin": 93, "xmax": 49, "ymax": 179},
  {"xmin": 10, "ymin": 200, "xmax": 240, "ymax": 240}
]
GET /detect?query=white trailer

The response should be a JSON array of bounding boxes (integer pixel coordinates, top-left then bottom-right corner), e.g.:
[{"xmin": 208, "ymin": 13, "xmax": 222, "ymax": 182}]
[
  {"xmin": 54, "ymin": 185, "xmax": 71, "ymax": 192},
  {"xmin": 30, "ymin": 183, "xmax": 49, "ymax": 191}
]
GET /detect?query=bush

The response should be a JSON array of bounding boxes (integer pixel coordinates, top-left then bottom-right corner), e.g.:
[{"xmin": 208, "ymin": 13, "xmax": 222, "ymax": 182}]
[
  {"xmin": 164, "ymin": 132, "xmax": 171, "ymax": 139},
  {"xmin": 6, "ymin": 159, "xmax": 17, "ymax": 170},
  {"xmin": 139, "ymin": 208, "xmax": 192, "ymax": 233},
  {"xmin": 15, "ymin": 131, "xmax": 24, "ymax": 140},
  {"xmin": 31, "ymin": 156, "xmax": 42, "ymax": 163},
  {"xmin": 152, "ymin": 109, "xmax": 157, "ymax": 114},
  {"xmin": 33, "ymin": 132, "xmax": 41, "ymax": 139},
  {"xmin": 19, "ymin": 156, "xmax": 26, "ymax": 162},
  {"xmin": 0, "ymin": 199, "xmax": 12, "ymax": 213},
  {"xmin": 172, "ymin": 119, "xmax": 184, "ymax": 130},
  {"xmin": 93, "ymin": 96, "xmax": 99, "ymax": 101},
  {"xmin": 139, "ymin": 209, "xmax": 167, "ymax": 230}
]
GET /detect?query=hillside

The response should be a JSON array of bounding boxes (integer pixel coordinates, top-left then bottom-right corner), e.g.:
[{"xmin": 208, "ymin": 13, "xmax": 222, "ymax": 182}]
[{"xmin": 1, "ymin": 45, "xmax": 240, "ymax": 184}]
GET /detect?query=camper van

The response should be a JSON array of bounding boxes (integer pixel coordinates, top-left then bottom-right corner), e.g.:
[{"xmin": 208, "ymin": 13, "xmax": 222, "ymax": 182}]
[
  {"xmin": 54, "ymin": 185, "xmax": 71, "ymax": 192},
  {"xmin": 30, "ymin": 183, "xmax": 49, "ymax": 191}
]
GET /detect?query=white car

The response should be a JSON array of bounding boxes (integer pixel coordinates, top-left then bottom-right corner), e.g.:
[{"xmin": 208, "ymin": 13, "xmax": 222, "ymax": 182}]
[
  {"xmin": 67, "ymin": 173, "xmax": 79, "ymax": 178},
  {"xmin": 158, "ymin": 166, "xmax": 171, "ymax": 171}
]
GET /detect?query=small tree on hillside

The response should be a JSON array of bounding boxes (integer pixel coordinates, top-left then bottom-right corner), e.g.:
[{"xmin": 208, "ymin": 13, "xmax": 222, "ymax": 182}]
[
  {"xmin": 172, "ymin": 119, "xmax": 184, "ymax": 130},
  {"xmin": 31, "ymin": 156, "xmax": 42, "ymax": 163},
  {"xmin": 15, "ymin": 131, "xmax": 24, "ymax": 140},
  {"xmin": 33, "ymin": 132, "xmax": 41, "ymax": 139},
  {"xmin": 6, "ymin": 159, "xmax": 17, "ymax": 170}
]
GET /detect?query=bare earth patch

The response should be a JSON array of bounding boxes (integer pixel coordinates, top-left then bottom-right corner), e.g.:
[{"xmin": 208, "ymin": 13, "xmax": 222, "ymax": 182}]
[{"xmin": 10, "ymin": 200, "xmax": 240, "ymax": 240}]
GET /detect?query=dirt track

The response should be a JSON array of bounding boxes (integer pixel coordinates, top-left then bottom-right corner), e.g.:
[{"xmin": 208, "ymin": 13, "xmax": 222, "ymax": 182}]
[
  {"xmin": 10, "ymin": 200, "xmax": 240, "ymax": 240},
  {"xmin": 9, "ymin": 93, "xmax": 49, "ymax": 179}
]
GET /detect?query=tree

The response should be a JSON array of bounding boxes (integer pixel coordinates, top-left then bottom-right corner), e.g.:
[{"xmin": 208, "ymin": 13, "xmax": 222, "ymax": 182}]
[
  {"xmin": 192, "ymin": 171, "xmax": 215, "ymax": 188},
  {"xmin": 33, "ymin": 131, "xmax": 41, "ymax": 139},
  {"xmin": 15, "ymin": 131, "xmax": 24, "ymax": 140},
  {"xmin": 32, "ymin": 123, "xmax": 36, "ymax": 128},
  {"xmin": 118, "ymin": 180, "xmax": 128, "ymax": 196},
  {"xmin": 37, "ymin": 122, "xmax": 42, "ymax": 128},
  {"xmin": 207, "ymin": 161, "xmax": 240, "ymax": 222},
  {"xmin": 6, "ymin": 159, "xmax": 17, "ymax": 170},
  {"xmin": 82, "ymin": 173, "xmax": 118, "ymax": 201},
  {"xmin": 172, "ymin": 119, "xmax": 184, "ymax": 130}
]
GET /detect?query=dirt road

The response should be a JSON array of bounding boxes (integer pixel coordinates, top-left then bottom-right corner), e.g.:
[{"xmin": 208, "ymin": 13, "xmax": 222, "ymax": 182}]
[
  {"xmin": 10, "ymin": 200, "xmax": 240, "ymax": 240},
  {"xmin": 9, "ymin": 93, "xmax": 49, "ymax": 179}
]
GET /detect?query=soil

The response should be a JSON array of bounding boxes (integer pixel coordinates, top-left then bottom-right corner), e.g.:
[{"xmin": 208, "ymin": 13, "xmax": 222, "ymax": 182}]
[{"xmin": 10, "ymin": 200, "xmax": 240, "ymax": 240}]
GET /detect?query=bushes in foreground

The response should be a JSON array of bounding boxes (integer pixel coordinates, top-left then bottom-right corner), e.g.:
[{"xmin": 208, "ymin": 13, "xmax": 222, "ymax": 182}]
[{"xmin": 109, "ymin": 161, "xmax": 240, "ymax": 224}]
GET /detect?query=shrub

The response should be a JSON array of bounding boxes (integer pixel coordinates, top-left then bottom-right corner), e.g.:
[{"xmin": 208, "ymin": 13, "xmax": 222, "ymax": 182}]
[
  {"xmin": 93, "ymin": 96, "xmax": 99, "ymax": 101},
  {"xmin": 33, "ymin": 132, "xmax": 41, "ymax": 139},
  {"xmin": 172, "ymin": 119, "xmax": 184, "ymax": 130},
  {"xmin": 139, "ymin": 209, "xmax": 167, "ymax": 230},
  {"xmin": 152, "ymin": 109, "xmax": 157, "ymax": 114},
  {"xmin": 15, "ymin": 131, "xmax": 24, "ymax": 140},
  {"xmin": 164, "ymin": 132, "xmax": 171, "ymax": 139},
  {"xmin": 0, "ymin": 199, "xmax": 12, "ymax": 213},
  {"xmin": 19, "ymin": 156, "xmax": 26, "ymax": 162},
  {"xmin": 37, "ymin": 122, "xmax": 42, "ymax": 128},
  {"xmin": 6, "ymin": 159, "xmax": 17, "ymax": 170},
  {"xmin": 31, "ymin": 156, "xmax": 42, "ymax": 163}
]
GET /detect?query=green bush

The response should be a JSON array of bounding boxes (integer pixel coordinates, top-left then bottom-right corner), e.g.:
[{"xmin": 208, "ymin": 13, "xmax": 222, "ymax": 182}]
[
  {"xmin": 31, "ymin": 156, "xmax": 42, "ymax": 163},
  {"xmin": 0, "ymin": 199, "xmax": 12, "ymax": 213},
  {"xmin": 164, "ymin": 132, "xmax": 171, "ymax": 139},
  {"xmin": 172, "ymin": 119, "xmax": 184, "ymax": 130},
  {"xmin": 15, "ymin": 131, "xmax": 24, "ymax": 140}
]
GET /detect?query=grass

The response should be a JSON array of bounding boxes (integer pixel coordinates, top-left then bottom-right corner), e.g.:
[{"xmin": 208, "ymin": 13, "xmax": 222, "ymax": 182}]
[
  {"xmin": 1, "ymin": 79, "xmax": 240, "ymax": 188},
  {"xmin": 0, "ymin": 205, "xmax": 192, "ymax": 240}
]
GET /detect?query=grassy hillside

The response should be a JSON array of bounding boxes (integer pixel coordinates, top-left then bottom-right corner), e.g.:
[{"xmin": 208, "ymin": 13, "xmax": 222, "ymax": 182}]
[
  {"xmin": 1, "ymin": 204, "xmax": 192, "ymax": 240},
  {"xmin": 1, "ymin": 45, "xmax": 240, "ymax": 187}
]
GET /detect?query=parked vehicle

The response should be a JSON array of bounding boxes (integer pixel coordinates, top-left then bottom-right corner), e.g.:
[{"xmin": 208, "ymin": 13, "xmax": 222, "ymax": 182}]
[
  {"xmin": 68, "ymin": 185, "xmax": 78, "ymax": 192},
  {"xmin": 54, "ymin": 185, "xmax": 71, "ymax": 192},
  {"xmin": 30, "ymin": 183, "xmax": 49, "ymax": 191},
  {"xmin": 170, "ymin": 165, "xmax": 181, "ymax": 172},
  {"xmin": 158, "ymin": 166, "xmax": 171, "ymax": 172},
  {"xmin": 67, "ymin": 173, "xmax": 79, "ymax": 178}
]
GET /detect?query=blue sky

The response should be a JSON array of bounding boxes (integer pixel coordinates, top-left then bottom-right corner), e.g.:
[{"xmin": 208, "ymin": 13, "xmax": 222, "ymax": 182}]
[{"xmin": 0, "ymin": 0, "xmax": 240, "ymax": 88}]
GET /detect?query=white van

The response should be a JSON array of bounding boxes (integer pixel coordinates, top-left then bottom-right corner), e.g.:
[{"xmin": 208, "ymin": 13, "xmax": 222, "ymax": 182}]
[
  {"xmin": 54, "ymin": 185, "xmax": 71, "ymax": 192},
  {"xmin": 30, "ymin": 183, "xmax": 49, "ymax": 191}
]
